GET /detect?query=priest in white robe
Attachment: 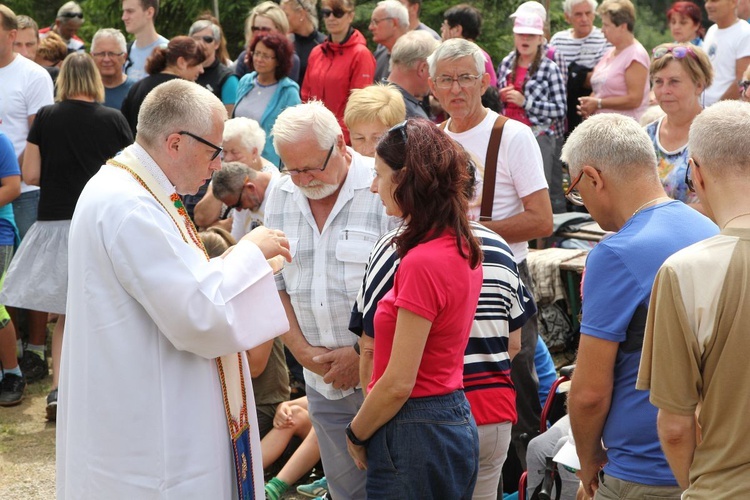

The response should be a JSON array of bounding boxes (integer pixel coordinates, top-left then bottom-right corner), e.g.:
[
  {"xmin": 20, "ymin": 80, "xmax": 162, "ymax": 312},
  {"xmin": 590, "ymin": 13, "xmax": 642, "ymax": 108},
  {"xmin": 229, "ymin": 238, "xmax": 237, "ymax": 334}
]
[{"xmin": 57, "ymin": 79, "xmax": 291, "ymax": 500}]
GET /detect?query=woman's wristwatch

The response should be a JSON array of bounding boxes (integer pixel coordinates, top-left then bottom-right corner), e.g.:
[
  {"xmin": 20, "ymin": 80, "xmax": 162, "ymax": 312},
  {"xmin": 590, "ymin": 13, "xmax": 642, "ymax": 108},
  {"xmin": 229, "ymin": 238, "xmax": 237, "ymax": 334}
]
[{"xmin": 346, "ymin": 422, "xmax": 369, "ymax": 446}]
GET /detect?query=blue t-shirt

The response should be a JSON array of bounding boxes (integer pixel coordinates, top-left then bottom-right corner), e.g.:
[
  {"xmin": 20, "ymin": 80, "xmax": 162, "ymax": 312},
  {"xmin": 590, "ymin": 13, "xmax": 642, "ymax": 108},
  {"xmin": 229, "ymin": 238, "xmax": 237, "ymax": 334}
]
[
  {"xmin": 125, "ymin": 35, "xmax": 169, "ymax": 82},
  {"xmin": 534, "ymin": 336, "xmax": 556, "ymax": 408},
  {"xmin": 581, "ymin": 200, "xmax": 717, "ymax": 485},
  {"xmin": 104, "ymin": 77, "xmax": 136, "ymax": 110},
  {"xmin": 0, "ymin": 132, "xmax": 20, "ymax": 246}
]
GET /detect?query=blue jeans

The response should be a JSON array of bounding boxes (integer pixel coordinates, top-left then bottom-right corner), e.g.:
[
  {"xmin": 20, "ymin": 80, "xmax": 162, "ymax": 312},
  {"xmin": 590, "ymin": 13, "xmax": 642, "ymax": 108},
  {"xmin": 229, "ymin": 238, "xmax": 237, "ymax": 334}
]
[
  {"xmin": 12, "ymin": 190, "xmax": 39, "ymax": 241},
  {"xmin": 366, "ymin": 390, "xmax": 479, "ymax": 499}
]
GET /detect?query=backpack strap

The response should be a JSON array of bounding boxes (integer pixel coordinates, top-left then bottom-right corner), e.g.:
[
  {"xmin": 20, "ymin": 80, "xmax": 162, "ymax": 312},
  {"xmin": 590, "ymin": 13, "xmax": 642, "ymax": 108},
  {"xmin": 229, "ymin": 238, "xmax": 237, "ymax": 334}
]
[{"xmin": 480, "ymin": 115, "xmax": 508, "ymax": 220}]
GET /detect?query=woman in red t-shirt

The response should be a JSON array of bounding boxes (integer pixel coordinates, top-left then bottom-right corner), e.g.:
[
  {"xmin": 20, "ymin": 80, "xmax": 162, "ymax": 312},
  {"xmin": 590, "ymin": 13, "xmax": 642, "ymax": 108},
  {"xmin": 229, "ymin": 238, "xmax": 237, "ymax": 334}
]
[{"xmin": 345, "ymin": 118, "xmax": 483, "ymax": 498}]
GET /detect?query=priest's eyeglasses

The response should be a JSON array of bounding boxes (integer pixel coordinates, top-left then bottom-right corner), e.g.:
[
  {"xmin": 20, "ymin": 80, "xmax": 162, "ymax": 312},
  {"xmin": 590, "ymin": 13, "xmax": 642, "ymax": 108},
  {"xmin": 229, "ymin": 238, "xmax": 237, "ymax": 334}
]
[{"xmin": 179, "ymin": 131, "xmax": 223, "ymax": 161}]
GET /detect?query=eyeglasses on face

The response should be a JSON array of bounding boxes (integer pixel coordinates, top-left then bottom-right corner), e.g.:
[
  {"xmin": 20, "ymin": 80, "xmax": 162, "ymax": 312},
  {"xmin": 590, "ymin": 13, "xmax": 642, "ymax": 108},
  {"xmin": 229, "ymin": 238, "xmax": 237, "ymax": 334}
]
[
  {"xmin": 178, "ymin": 131, "xmax": 223, "ymax": 161},
  {"xmin": 369, "ymin": 17, "xmax": 393, "ymax": 26},
  {"xmin": 652, "ymin": 45, "xmax": 696, "ymax": 60},
  {"xmin": 321, "ymin": 7, "xmax": 349, "ymax": 18},
  {"xmin": 251, "ymin": 51, "xmax": 276, "ymax": 61},
  {"xmin": 60, "ymin": 12, "xmax": 84, "ymax": 19},
  {"xmin": 251, "ymin": 26, "xmax": 273, "ymax": 33},
  {"xmin": 193, "ymin": 35, "xmax": 215, "ymax": 44},
  {"xmin": 685, "ymin": 157, "xmax": 698, "ymax": 192},
  {"xmin": 91, "ymin": 51, "xmax": 125, "ymax": 59},
  {"xmin": 221, "ymin": 176, "xmax": 249, "ymax": 219},
  {"xmin": 280, "ymin": 144, "xmax": 335, "ymax": 175},
  {"xmin": 564, "ymin": 169, "xmax": 586, "ymax": 206},
  {"xmin": 433, "ymin": 74, "xmax": 482, "ymax": 89}
]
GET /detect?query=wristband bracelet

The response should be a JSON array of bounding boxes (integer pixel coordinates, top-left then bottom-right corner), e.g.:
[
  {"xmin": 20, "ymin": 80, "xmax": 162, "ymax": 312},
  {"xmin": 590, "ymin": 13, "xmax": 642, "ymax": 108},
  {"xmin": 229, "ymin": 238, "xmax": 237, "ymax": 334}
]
[
  {"xmin": 597, "ymin": 98, "xmax": 603, "ymax": 109},
  {"xmin": 346, "ymin": 422, "xmax": 369, "ymax": 446}
]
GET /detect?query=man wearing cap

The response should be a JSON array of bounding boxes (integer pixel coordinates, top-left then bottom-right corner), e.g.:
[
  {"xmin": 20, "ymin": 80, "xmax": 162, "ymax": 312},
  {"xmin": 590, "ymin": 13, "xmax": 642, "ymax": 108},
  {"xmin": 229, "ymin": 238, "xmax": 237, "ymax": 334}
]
[{"xmin": 39, "ymin": 1, "xmax": 85, "ymax": 54}]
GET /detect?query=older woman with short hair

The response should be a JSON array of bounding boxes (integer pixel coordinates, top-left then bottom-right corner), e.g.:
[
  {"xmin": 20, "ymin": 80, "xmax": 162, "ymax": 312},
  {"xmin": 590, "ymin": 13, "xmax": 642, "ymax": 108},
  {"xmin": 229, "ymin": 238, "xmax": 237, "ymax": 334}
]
[
  {"xmin": 0, "ymin": 52, "xmax": 132, "ymax": 418},
  {"xmin": 577, "ymin": 0, "xmax": 650, "ymax": 121},
  {"xmin": 344, "ymin": 83, "xmax": 406, "ymax": 157},
  {"xmin": 189, "ymin": 19, "xmax": 238, "ymax": 114},
  {"xmin": 645, "ymin": 43, "xmax": 712, "ymax": 208}
]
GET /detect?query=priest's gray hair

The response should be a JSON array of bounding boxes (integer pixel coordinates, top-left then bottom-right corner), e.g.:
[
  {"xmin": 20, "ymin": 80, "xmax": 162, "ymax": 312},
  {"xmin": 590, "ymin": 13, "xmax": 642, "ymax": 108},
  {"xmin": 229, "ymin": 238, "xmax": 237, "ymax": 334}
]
[
  {"xmin": 689, "ymin": 100, "xmax": 750, "ymax": 175},
  {"xmin": 561, "ymin": 113, "xmax": 657, "ymax": 183},
  {"xmin": 390, "ymin": 30, "xmax": 439, "ymax": 70},
  {"xmin": 427, "ymin": 38, "xmax": 485, "ymax": 79},
  {"xmin": 137, "ymin": 80, "xmax": 227, "ymax": 149},
  {"xmin": 223, "ymin": 117, "xmax": 266, "ymax": 157},
  {"xmin": 272, "ymin": 101, "xmax": 341, "ymax": 152},
  {"xmin": 212, "ymin": 161, "xmax": 256, "ymax": 199}
]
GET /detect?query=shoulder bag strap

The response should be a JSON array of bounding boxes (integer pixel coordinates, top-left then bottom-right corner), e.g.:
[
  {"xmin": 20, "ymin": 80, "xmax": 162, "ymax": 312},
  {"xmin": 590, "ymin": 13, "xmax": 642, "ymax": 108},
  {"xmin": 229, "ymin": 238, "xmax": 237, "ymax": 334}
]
[{"xmin": 480, "ymin": 115, "xmax": 508, "ymax": 220}]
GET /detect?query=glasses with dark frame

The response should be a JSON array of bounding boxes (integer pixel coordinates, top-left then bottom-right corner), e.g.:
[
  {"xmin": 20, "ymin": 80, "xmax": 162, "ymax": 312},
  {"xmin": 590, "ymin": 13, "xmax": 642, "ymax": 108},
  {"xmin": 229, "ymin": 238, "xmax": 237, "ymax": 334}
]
[
  {"xmin": 221, "ymin": 176, "xmax": 249, "ymax": 220},
  {"xmin": 564, "ymin": 169, "xmax": 586, "ymax": 206},
  {"xmin": 193, "ymin": 35, "xmax": 215, "ymax": 44},
  {"xmin": 321, "ymin": 7, "xmax": 349, "ymax": 18},
  {"xmin": 60, "ymin": 12, "xmax": 84, "ymax": 19},
  {"xmin": 280, "ymin": 144, "xmax": 335, "ymax": 175},
  {"xmin": 685, "ymin": 157, "xmax": 698, "ymax": 192},
  {"xmin": 178, "ymin": 131, "xmax": 223, "ymax": 161},
  {"xmin": 433, "ymin": 74, "xmax": 483, "ymax": 89}
]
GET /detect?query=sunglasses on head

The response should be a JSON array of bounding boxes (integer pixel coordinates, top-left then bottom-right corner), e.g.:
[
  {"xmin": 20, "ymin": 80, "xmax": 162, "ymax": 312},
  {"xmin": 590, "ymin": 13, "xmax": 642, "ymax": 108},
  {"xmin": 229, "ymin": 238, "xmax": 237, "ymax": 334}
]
[
  {"xmin": 321, "ymin": 7, "xmax": 348, "ymax": 18},
  {"xmin": 652, "ymin": 45, "xmax": 696, "ymax": 60}
]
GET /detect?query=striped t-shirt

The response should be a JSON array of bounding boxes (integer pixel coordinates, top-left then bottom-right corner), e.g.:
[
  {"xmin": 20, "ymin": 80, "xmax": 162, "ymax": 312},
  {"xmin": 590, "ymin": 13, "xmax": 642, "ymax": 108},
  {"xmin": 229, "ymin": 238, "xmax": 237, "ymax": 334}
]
[{"xmin": 549, "ymin": 27, "xmax": 610, "ymax": 69}]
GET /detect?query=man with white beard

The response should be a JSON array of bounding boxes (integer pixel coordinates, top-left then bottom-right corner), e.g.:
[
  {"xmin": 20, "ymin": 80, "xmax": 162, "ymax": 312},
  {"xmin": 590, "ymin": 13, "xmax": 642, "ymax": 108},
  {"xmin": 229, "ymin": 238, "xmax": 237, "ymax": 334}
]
[{"xmin": 264, "ymin": 101, "xmax": 392, "ymax": 500}]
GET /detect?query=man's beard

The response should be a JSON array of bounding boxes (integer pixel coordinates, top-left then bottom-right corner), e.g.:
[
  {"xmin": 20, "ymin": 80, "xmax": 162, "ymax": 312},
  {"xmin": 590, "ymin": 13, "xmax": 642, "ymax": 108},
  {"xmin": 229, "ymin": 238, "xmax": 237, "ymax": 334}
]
[{"xmin": 298, "ymin": 180, "xmax": 340, "ymax": 200}]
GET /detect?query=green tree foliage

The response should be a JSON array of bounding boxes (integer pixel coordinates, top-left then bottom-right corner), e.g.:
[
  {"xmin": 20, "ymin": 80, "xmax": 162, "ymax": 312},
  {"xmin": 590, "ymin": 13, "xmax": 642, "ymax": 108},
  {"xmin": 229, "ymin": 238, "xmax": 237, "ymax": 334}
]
[{"xmin": 7, "ymin": 0, "xmax": 671, "ymax": 62}]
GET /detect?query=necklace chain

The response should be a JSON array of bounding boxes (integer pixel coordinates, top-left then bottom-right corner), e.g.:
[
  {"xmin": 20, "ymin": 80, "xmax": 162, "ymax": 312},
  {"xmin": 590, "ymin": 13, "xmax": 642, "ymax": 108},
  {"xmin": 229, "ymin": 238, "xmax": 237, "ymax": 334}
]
[
  {"xmin": 632, "ymin": 196, "xmax": 672, "ymax": 217},
  {"xmin": 722, "ymin": 212, "xmax": 750, "ymax": 229}
]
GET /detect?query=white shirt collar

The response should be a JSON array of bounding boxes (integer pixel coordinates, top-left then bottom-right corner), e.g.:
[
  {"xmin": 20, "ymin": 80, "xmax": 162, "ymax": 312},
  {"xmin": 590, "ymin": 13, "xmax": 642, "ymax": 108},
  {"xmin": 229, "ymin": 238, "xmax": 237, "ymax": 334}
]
[{"xmin": 130, "ymin": 142, "xmax": 177, "ymax": 195}]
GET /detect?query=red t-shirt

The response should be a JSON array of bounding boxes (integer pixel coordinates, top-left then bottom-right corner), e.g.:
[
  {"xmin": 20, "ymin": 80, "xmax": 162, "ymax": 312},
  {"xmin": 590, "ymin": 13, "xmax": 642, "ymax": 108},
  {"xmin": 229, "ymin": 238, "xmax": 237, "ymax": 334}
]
[
  {"xmin": 369, "ymin": 233, "xmax": 483, "ymax": 398},
  {"xmin": 503, "ymin": 66, "xmax": 532, "ymax": 126}
]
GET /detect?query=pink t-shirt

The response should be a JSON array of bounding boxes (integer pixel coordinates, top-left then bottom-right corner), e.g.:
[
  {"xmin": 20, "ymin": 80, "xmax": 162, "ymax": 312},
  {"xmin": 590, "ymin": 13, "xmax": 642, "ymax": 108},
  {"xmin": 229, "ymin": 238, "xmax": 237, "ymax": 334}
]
[
  {"xmin": 590, "ymin": 41, "xmax": 650, "ymax": 121},
  {"xmin": 369, "ymin": 232, "xmax": 483, "ymax": 398},
  {"xmin": 482, "ymin": 48, "xmax": 498, "ymax": 88},
  {"xmin": 503, "ymin": 66, "xmax": 532, "ymax": 126}
]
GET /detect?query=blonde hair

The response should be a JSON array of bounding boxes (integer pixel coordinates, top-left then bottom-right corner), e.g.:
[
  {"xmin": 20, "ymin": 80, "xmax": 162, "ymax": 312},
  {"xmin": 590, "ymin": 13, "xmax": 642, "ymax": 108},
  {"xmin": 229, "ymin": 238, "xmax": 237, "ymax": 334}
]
[
  {"xmin": 597, "ymin": 0, "xmax": 636, "ymax": 32},
  {"xmin": 245, "ymin": 1, "xmax": 289, "ymax": 38},
  {"xmin": 344, "ymin": 84, "xmax": 406, "ymax": 130},
  {"xmin": 56, "ymin": 52, "xmax": 105, "ymax": 102},
  {"xmin": 200, "ymin": 227, "xmax": 236, "ymax": 258},
  {"xmin": 650, "ymin": 43, "xmax": 713, "ymax": 89}
]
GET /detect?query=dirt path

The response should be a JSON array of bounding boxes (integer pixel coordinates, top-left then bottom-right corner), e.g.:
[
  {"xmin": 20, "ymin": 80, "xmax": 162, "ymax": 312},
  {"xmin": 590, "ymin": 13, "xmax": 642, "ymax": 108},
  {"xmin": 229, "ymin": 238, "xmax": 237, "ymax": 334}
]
[{"xmin": 0, "ymin": 379, "xmax": 56, "ymax": 499}]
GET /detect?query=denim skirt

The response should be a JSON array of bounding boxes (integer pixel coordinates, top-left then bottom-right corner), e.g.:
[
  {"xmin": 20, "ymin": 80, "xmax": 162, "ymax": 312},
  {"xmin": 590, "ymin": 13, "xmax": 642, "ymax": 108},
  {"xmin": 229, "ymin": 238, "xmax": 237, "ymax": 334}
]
[{"xmin": 366, "ymin": 390, "xmax": 479, "ymax": 499}]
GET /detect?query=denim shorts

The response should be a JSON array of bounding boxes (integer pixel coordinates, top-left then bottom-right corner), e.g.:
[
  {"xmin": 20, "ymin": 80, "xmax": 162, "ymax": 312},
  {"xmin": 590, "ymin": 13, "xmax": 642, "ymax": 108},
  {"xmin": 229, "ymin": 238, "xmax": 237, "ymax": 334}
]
[{"xmin": 366, "ymin": 390, "xmax": 479, "ymax": 499}]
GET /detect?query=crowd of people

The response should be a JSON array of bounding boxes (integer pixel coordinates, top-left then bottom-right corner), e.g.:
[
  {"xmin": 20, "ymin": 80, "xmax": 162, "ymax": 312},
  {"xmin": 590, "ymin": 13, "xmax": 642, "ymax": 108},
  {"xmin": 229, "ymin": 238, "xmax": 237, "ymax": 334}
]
[{"xmin": 1, "ymin": 0, "xmax": 750, "ymax": 499}]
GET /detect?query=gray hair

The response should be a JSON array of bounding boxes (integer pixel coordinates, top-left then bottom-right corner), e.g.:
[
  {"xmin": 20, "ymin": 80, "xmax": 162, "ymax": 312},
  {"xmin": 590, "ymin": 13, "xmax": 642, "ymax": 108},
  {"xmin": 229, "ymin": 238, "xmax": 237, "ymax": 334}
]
[
  {"xmin": 562, "ymin": 0, "xmax": 598, "ymax": 15},
  {"xmin": 223, "ymin": 117, "xmax": 266, "ymax": 156},
  {"xmin": 212, "ymin": 161, "xmax": 255, "ymax": 199},
  {"xmin": 390, "ymin": 30, "xmax": 439, "ymax": 70},
  {"xmin": 561, "ymin": 113, "xmax": 657, "ymax": 183},
  {"xmin": 280, "ymin": 0, "xmax": 319, "ymax": 30},
  {"xmin": 137, "ymin": 80, "xmax": 227, "ymax": 149},
  {"xmin": 376, "ymin": 0, "xmax": 409, "ymax": 29},
  {"xmin": 427, "ymin": 38, "xmax": 485, "ymax": 78},
  {"xmin": 57, "ymin": 1, "xmax": 83, "ymax": 21},
  {"xmin": 91, "ymin": 28, "xmax": 127, "ymax": 54},
  {"xmin": 189, "ymin": 19, "xmax": 221, "ymax": 41},
  {"xmin": 689, "ymin": 101, "xmax": 750, "ymax": 176},
  {"xmin": 272, "ymin": 101, "xmax": 341, "ymax": 151}
]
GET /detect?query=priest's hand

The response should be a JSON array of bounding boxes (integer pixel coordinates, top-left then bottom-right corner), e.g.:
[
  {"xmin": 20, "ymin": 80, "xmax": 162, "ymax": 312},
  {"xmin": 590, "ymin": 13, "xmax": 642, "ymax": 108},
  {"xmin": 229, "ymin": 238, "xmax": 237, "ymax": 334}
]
[
  {"xmin": 313, "ymin": 347, "xmax": 360, "ymax": 391},
  {"xmin": 243, "ymin": 226, "xmax": 292, "ymax": 262}
]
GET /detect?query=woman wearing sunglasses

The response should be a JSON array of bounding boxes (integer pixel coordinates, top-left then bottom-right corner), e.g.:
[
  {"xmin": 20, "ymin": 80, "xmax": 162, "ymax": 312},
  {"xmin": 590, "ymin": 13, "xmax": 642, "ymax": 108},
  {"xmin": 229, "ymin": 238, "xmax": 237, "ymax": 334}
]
[
  {"xmin": 346, "ymin": 119, "xmax": 482, "ymax": 498},
  {"xmin": 189, "ymin": 20, "xmax": 238, "ymax": 115},
  {"xmin": 301, "ymin": 0, "xmax": 376, "ymax": 145},
  {"xmin": 645, "ymin": 43, "xmax": 712, "ymax": 209}
]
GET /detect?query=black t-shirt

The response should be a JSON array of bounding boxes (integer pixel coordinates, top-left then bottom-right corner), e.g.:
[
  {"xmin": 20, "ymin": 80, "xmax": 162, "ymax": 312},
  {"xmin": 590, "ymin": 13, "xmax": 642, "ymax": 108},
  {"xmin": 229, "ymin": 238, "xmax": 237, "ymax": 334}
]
[
  {"xmin": 121, "ymin": 73, "xmax": 181, "ymax": 136},
  {"xmin": 27, "ymin": 100, "xmax": 133, "ymax": 220}
]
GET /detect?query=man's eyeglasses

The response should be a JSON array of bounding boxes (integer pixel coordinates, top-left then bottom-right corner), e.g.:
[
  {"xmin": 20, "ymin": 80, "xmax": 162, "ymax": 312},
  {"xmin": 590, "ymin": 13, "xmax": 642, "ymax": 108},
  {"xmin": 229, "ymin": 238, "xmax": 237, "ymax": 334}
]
[
  {"xmin": 280, "ymin": 144, "xmax": 334, "ymax": 175},
  {"xmin": 91, "ymin": 51, "xmax": 125, "ymax": 59},
  {"xmin": 685, "ymin": 157, "xmax": 698, "ymax": 192},
  {"xmin": 193, "ymin": 35, "xmax": 215, "ymax": 44},
  {"xmin": 369, "ymin": 17, "xmax": 394, "ymax": 26},
  {"xmin": 222, "ymin": 177, "xmax": 248, "ymax": 219},
  {"xmin": 652, "ymin": 45, "xmax": 696, "ymax": 60},
  {"xmin": 252, "ymin": 51, "xmax": 276, "ymax": 61},
  {"xmin": 251, "ymin": 26, "xmax": 273, "ymax": 33},
  {"xmin": 433, "ymin": 74, "xmax": 482, "ymax": 89},
  {"xmin": 564, "ymin": 169, "xmax": 586, "ymax": 206},
  {"xmin": 60, "ymin": 12, "xmax": 84, "ymax": 19},
  {"xmin": 321, "ymin": 8, "xmax": 349, "ymax": 18},
  {"xmin": 178, "ymin": 131, "xmax": 223, "ymax": 161}
]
